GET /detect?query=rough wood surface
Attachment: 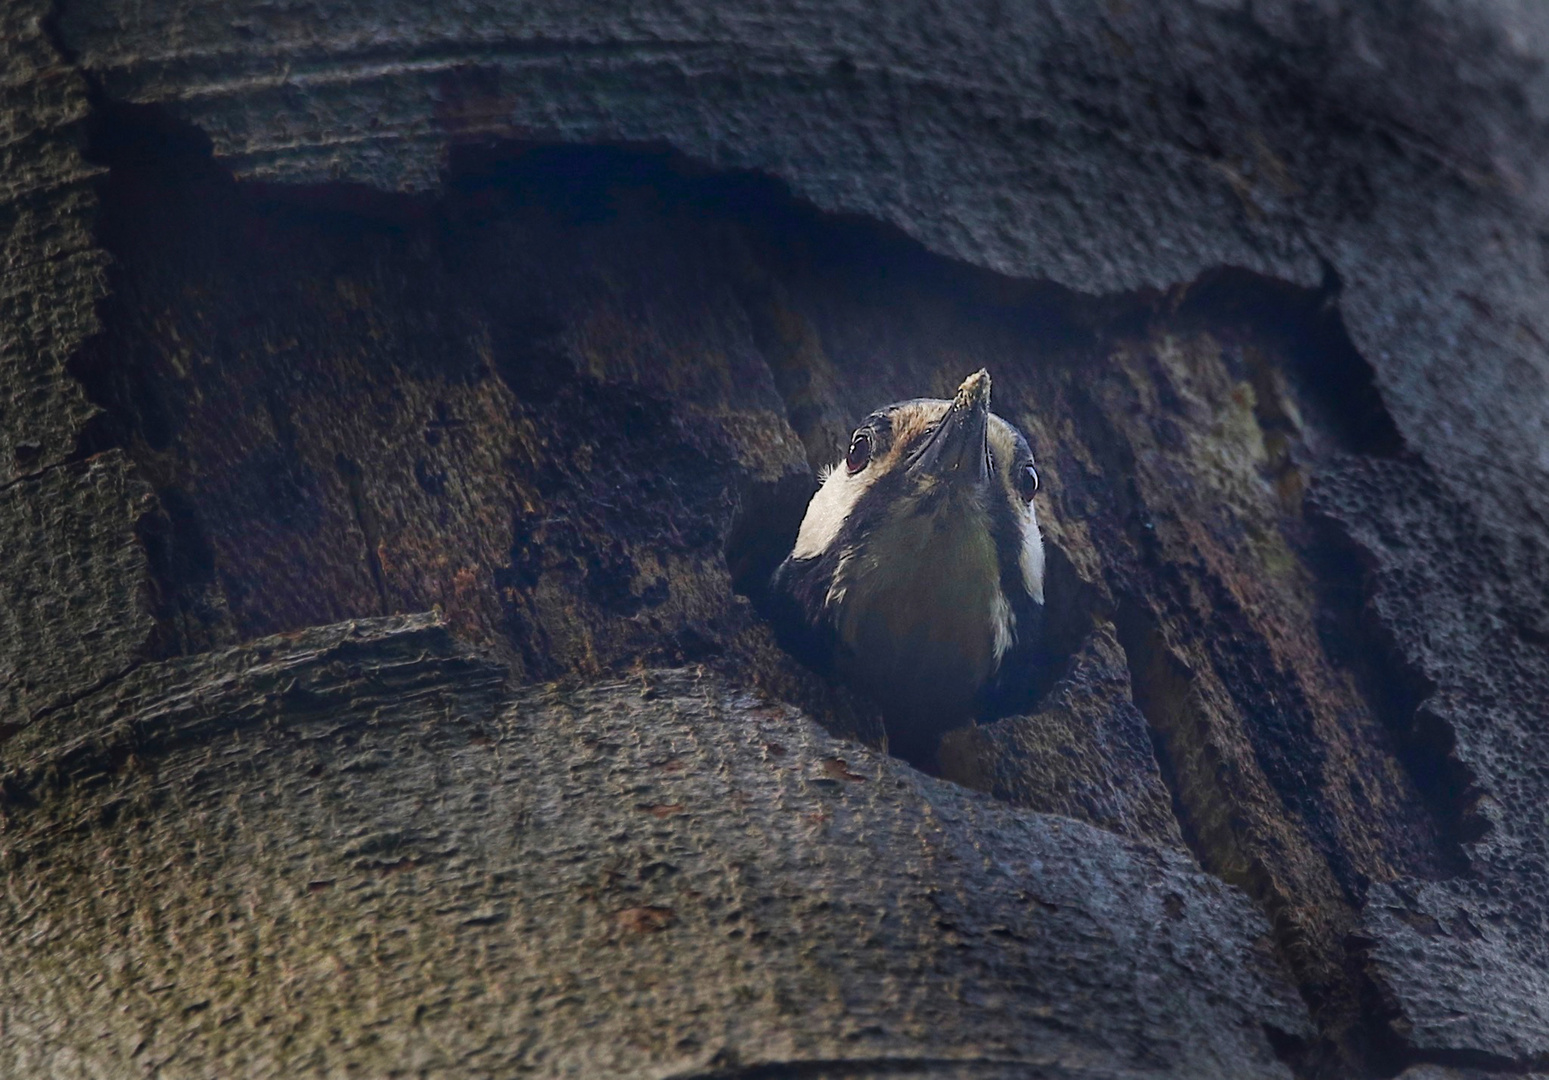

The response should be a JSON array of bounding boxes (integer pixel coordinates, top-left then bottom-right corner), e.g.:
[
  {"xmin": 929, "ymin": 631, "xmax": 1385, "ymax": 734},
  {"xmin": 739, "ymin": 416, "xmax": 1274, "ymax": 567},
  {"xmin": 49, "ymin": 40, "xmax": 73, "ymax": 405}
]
[
  {"xmin": 0, "ymin": 0, "xmax": 103, "ymax": 482},
  {"xmin": 0, "ymin": 615, "xmax": 1304, "ymax": 1079},
  {"xmin": 0, "ymin": 453, "xmax": 156, "ymax": 726},
  {"xmin": 3, "ymin": 1, "xmax": 1548, "ymax": 1077}
]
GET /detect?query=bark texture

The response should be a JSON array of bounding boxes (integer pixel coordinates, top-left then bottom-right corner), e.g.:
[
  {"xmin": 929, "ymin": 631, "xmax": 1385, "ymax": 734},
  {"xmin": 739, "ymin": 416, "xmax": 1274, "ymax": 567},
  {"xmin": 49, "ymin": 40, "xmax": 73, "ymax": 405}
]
[
  {"xmin": 3, "ymin": 1, "xmax": 1549, "ymax": 1078},
  {"xmin": 0, "ymin": 615, "xmax": 1303, "ymax": 1078}
]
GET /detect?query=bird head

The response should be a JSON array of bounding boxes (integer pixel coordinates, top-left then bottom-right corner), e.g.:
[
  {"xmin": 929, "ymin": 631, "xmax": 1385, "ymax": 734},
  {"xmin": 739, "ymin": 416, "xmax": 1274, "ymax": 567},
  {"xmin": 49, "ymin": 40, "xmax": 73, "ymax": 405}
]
[{"xmin": 775, "ymin": 369, "xmax": 1045, "ymax": 762}]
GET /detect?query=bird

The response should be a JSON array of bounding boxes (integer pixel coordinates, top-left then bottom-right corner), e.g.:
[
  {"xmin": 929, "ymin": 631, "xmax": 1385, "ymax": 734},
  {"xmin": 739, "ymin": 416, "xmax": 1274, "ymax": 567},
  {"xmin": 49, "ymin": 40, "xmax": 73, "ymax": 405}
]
[{"xmin": 772, "ymin": 368, "xmax": 1046, "ymax": 766}]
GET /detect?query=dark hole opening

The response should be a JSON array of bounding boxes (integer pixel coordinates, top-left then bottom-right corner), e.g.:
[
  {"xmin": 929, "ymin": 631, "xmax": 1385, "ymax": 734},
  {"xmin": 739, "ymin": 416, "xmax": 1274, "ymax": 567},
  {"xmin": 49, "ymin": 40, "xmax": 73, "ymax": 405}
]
[{"xmin": 728, "ymin": 468, "xmax": 1099, "ymax": 773}]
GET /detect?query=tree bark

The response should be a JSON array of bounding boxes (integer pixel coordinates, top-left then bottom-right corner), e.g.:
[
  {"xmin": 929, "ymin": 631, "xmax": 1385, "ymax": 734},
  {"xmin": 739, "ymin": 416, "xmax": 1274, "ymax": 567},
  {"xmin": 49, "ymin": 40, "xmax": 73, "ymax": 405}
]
[{"xmin": 3, "ymin": 2, "xmax": 1548, "ymax": 1078}]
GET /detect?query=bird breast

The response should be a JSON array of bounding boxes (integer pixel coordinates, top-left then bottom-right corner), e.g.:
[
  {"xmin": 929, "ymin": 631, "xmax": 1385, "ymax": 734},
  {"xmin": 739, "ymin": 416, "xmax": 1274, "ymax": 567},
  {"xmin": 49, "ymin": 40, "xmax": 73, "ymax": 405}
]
[{"xmin": 832, "ymin": 494, "xmax": 1012, "ymax": 722}]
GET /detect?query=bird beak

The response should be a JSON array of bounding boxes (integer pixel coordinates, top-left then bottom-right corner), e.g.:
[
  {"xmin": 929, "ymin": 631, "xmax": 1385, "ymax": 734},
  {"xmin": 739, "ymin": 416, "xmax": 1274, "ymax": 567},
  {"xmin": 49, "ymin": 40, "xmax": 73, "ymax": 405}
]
[{"xmin": 909, "ymin": 369, "xmax": 992, "ymax": 484}]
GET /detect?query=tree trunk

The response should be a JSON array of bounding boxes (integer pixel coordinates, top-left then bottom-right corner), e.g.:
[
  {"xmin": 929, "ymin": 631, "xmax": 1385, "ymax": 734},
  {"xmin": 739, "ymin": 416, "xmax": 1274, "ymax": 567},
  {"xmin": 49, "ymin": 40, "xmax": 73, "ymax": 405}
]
[{"xmin": 3, "ymin": 2, "xmax": 1548, "ymax": 1078}]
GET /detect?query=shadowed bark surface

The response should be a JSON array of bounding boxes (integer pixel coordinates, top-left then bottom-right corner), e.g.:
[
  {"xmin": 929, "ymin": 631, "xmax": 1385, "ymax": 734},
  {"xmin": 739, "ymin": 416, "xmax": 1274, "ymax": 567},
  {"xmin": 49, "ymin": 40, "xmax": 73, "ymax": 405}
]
[
  {"xmin": 3, "ymin": 2, "xmax": 1549, "ymax": 1078},
  {"xmin": 0, "ymin": 615, "xmax": 1304, "ymax": 1078}
]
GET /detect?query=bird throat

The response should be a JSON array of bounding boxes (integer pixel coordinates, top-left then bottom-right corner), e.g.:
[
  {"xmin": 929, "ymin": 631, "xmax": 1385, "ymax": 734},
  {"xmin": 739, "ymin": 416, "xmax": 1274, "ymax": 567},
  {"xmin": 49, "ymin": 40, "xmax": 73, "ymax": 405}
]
[{"xmin": 833, "ymin": 490, "xmax": 1006, "ymax": 755}]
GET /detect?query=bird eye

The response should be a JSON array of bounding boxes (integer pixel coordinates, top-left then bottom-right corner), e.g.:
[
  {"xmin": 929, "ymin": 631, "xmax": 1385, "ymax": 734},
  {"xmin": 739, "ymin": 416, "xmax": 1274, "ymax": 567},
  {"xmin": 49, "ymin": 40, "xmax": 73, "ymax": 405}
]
[
  {"xmin": 846, "ymin": 431, "xmax": 873, "ymax": 474},
  {"xmin": 1017, "ymin": 462, "xmax": 1039, "ymax": 501}
]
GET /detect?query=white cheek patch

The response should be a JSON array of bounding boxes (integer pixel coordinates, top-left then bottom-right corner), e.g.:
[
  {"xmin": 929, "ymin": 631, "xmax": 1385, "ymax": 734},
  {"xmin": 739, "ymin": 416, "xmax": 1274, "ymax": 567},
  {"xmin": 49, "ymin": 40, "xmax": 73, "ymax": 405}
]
[
  {"xmin": 986, "ymin": 416, "xmax": 1046, "ymax": 606},
  {"xmin": 791, "ymin": 461, "xmax": 877, "ymax": 561},
  {"xmin": 825, "ymin": 548, "xmax": 852, "ymax": 611},
  {"xmin": 1020, "ymin": 505, "xmax": 1046, "ymax": 604},
  {"xmin": 991, "ymin": 590, "xmax": 1015, "ymax": 664}
]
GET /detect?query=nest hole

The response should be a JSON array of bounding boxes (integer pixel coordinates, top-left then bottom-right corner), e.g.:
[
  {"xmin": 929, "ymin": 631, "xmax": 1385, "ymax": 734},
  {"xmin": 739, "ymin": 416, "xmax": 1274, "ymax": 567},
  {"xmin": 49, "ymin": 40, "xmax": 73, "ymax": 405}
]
[{"xmin": 727, "ymin": 473, "xmax": 1101, "ymax": 772}]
